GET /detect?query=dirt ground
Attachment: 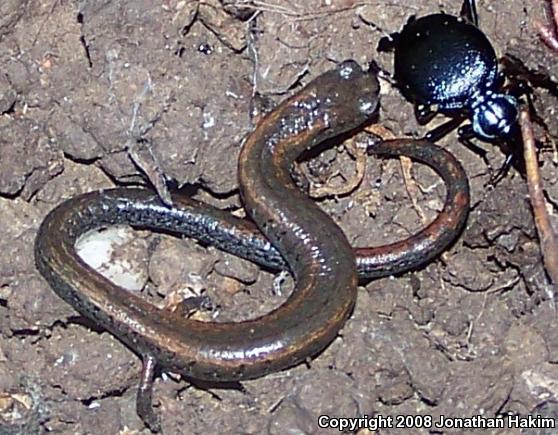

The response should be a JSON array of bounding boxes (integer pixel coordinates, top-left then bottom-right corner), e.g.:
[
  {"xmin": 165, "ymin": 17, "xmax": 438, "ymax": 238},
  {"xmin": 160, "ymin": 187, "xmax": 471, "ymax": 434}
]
[{"xmin": 1, "ymin": 0, "xmax": 558, "ymax": 434}]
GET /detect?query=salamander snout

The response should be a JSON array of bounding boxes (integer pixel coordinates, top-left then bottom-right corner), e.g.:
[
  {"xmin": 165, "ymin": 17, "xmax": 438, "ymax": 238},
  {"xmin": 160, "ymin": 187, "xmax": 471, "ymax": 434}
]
[{"xmin": 337, "ymin": 59, "xmax": 361, "ymax": 80}]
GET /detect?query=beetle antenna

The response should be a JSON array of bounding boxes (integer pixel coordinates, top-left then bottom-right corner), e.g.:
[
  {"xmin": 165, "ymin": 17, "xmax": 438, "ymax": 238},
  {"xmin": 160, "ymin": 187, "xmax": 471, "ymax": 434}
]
[{"xmin": 460, "ymin": 0, "xmax": 479, "ymax": 26}]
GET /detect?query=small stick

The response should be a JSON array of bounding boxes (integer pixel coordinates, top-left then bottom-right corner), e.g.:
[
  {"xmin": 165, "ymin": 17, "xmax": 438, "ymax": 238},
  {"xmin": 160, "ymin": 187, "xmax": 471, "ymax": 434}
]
[
  {"xmin": 308, "ymin": 137, "xmax": 367, "ymax": 198},
  {"xmin": 519, "ymin": 108, "xmax": 558, "ymax": 286},
  {"xmin": 366, "ymin": 125, "xmax": 427, "ymax": 223},
  {"xmin": 552, "ymin": 0, "xmax": 558, "ymax": 34},
  {"xmin": 537, "ymin": 22, "xmax": 558, "ymax": 51},
  {"xmin": 536, "ymin": 0, "xmax": 558, "ymax": 51}
]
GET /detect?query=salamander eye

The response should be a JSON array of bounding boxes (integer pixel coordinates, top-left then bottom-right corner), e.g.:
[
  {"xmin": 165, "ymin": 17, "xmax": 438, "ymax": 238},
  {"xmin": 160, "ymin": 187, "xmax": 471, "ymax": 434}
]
[
  {"xmin": 338, "ymin": 60, "xmax": 360, "ymax": 80},
  {"xmin": 358, "ymin": 95, "xmax": 378, "ymax": 115}
]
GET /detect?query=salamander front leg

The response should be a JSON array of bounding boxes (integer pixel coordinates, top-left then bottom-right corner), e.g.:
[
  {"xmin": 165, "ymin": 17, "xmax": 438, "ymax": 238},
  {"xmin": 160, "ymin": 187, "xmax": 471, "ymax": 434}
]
[{"xmin": 137, "ymin": 354, "xmax": 160, "ymax": 432}]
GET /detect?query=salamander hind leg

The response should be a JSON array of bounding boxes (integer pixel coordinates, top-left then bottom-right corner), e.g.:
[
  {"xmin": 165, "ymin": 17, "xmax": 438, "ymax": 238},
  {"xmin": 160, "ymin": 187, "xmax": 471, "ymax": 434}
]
[{"xmin": 137, "ymin": 354, "xmax": 161, "ymax": 432}]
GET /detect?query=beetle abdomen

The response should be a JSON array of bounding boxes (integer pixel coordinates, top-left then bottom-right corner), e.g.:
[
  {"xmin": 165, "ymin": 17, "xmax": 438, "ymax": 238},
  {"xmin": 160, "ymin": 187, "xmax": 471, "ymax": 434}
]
[{"xmin": 393, "ymin": 14, "xmax": 498, "ymax": 110}]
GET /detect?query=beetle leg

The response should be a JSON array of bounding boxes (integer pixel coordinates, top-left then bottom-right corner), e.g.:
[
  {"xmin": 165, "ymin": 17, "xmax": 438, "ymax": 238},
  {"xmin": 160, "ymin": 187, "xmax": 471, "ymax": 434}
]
[
  {"xmin": 459, "ymin": 124, "xmax": 520, "ymax": 185},
  {"xmin": 424, "ymin": 116, "xmax": 466, "ymax": 142},
  {"xmin": 495, "ymin": 128, "xmax": 528, "ymax": 179},
  {"xmin": 498, "ymin": 55, "xmax": 553, "ymax": 141},
  {"xmin": 500, "ymin": 54, "xmax": 558, "ymax": 97},
  {"xmin": 415, "ymin": 104, "xmax": 438, "ymax": 125},
  {"xmin": 460, "ymin": 0, "xmax": 479, "ymax": 27},
  {"xmin": 505, "ymin": 79, "xmax": 532, "ymax": 100},
  {"xmin": 377, "ymin": 33, "xmax": 397, "ymax": 52},
  {"xmin": 377, "ymin": 16, "xmax": 419, "ymax": 53},
  {"xmin": 493, "ymin": 71, "xmax": 506, "ymax": 89},
  {"xmin": 487, "ymin": 153, "xmax": 514, "ymax": 185},
  {"xmin": 457, "ymin": 124, "xmax": 491, "ymax": 166}
]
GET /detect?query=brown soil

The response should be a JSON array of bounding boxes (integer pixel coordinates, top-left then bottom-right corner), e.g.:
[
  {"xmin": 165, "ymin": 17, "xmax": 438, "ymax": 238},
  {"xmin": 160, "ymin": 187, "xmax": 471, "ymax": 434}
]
[{"xmin": 1, "ymin": 0, "xmax": 558, "ymax": 434}]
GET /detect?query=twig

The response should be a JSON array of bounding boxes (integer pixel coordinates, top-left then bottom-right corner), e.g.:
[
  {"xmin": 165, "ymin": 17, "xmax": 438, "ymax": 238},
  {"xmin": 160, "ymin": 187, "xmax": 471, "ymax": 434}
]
[
  {"xmin": 519, "ymin": 108, "xmax": 558, "ymax": 287},
  {"xmin": 308, "ymin": 137, "xmax": 367, "ymax": 199},
  {"xmin": 365, "ymin": 125, "xmax": 426, "ymax": 222},
  {"xmin": 536, "ymin": 0, "xmax": 558, "ymax": 51}
]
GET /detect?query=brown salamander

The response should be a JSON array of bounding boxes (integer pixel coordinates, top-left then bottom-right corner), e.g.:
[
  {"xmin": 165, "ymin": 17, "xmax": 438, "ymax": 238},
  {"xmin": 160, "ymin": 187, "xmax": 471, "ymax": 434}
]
[{"xmin": 34, "ymin": 60, "xmax": 469, "ymax": 431}]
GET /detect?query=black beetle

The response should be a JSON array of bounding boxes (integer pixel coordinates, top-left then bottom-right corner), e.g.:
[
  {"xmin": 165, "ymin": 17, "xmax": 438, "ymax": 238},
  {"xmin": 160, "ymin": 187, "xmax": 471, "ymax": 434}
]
[{"xmin": 378, "ymin": 0, "xmax": 525, "ymax": 181}]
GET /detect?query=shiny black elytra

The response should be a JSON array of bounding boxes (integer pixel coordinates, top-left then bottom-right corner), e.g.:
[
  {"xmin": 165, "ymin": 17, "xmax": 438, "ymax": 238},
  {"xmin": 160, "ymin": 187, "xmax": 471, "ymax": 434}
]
[{"xmin": 378, "ymin": 0, "xmax": 524, "ymax": 180}]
